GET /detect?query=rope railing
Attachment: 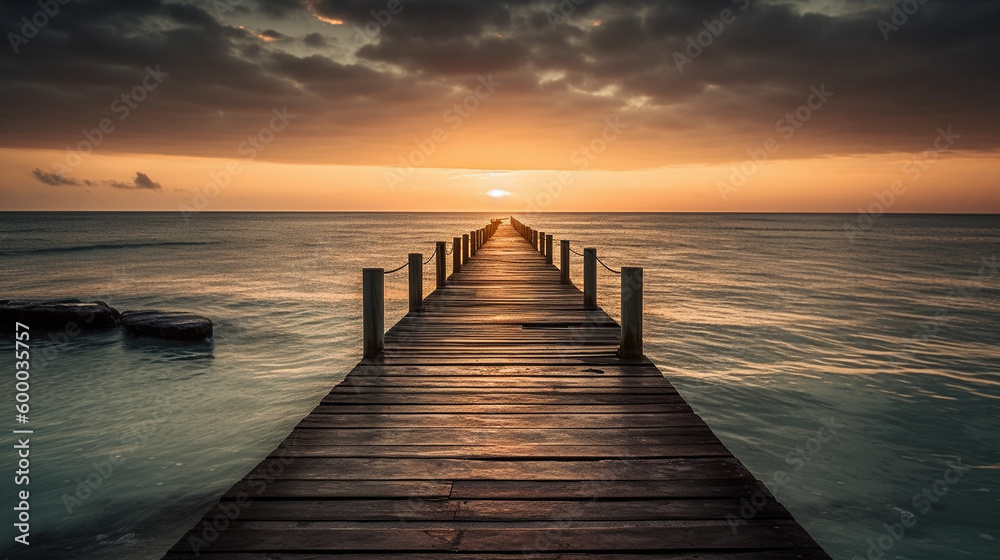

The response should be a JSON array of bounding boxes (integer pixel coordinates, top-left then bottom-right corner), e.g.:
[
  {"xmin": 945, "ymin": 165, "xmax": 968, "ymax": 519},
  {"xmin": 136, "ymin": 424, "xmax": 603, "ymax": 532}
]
[
  {"xmin": 384, "ymin": 243, "xmax": 455, "ymax": 273},
  {"xmin": 384, "ymin": 261, "xmax": 409, "ymax": 274},
  {"xmin": 596, "ymin": 255, "xmax": 621, "ymax": 275}
]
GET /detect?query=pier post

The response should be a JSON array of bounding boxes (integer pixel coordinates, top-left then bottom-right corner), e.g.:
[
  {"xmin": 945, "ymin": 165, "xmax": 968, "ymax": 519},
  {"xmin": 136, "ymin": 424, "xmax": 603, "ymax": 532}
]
[
  {"xmin": 545, "ymin": 235, "xmax": 553, "ymax": 265},
  {"xmin": 436, "ymin": 241, "xmax": 447, "ymax": 288},
  {"xmin": 539, "ymin": 231, "xmax": 545, "ymax": 254},
  {"xmin": 583, "ymin": 248, "xmax": 597, "ymax": 309},
  {"xmin": 453, "ymin": 237, "xmax": 462, "ymax": 274},
  {"xmin": 463, "ymin": 234, "xmax": 470, "ymax": 263},
  {"xmin": 408, "ymin": 253, "xmax": 423, "ymax": 313},
  {"xmin": 532, "ymin": 230, "xmax": 538, "ymax": 248},
  {"xmin": 620, "ymin": 267, "xmax": 643, "ymax": 358},
  {"xmin": 362, "ymin": 268, "xmax": 384, "ymax": 357},
  {"xmin": 471, "ymin": 230, "xmax": 477, "ymax": 256},
  {"xmin": 561, "ymin": 240, "xmax": 570, "ymax": 284}
]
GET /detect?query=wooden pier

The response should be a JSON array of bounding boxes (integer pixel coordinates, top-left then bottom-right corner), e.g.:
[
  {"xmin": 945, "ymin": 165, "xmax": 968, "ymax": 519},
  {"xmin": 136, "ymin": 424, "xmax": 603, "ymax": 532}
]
[{"xmin": 164, "ymin": 219, "xmax": 832, "ymax": 559}]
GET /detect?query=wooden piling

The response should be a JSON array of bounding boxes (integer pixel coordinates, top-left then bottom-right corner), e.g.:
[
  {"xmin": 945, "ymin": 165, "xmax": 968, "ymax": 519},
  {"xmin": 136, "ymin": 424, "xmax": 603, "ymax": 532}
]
[
  {"xmin": 408, "ymin": 253, "xmax": 423, "ymax": 313},
  {"xmin": 463, "ymin": 234, "xmax": 470, "ymax": 263},
  {"xmin": 560, "ymin": 240, "xmax": 570, "ymax": 284},
  {"xmin": 620, "ymin": 267, "xmax": 643, "ymax": 358},
  {"xmin": 471, "ymin": 230, "xmax": 477, "ymax": 256},
  {"xmin": 453, "ymin": 237, "xmax": 462, "ymax": 274},
  {"xmin": 436, "ymin": 241, "xmax": 447, "ymax": 288},
  {"xmin": 362, "ymin": 268, "xmax": 383, "ymax": 357},
  {"xmin": 584, "ymin": 248, "xmax": 597, "ymax": 309},
  {"xmin": 546, "ymin": 234, "xmax": 554, "ymax": 265}
]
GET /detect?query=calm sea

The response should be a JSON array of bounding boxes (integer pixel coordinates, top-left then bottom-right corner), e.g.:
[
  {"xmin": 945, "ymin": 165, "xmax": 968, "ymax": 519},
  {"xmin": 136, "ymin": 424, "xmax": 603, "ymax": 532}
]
[{"xmin": 1, "ymin": 212, "xmax": 998, "ymax": 559}]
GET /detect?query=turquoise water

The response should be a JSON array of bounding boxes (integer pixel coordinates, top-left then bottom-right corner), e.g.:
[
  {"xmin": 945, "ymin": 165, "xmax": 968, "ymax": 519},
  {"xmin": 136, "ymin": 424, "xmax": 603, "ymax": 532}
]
[{"xmin": 1, "ymin": 212, "xmax": 998, "ymax": 559}]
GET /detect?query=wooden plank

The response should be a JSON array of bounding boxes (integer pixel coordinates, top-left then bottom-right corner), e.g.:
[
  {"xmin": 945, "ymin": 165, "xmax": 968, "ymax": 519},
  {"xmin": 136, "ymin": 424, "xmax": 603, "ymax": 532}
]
[
  {"xmin": 320, "ymin": 393, "xmax": 687, "ymax": 404},
  {"xmin": 335, "ymin": 376, "xmax": 673, "ymax": 388},
  {"xmin": 450, "ymin": 479, "xmax": 774, "ymax": 500},
  {"xmin": 296, "ymin": 413, "xmax": 711, "ymax": 429},
  {"xmin": 311, "ymin": 404, "xmax": 694, "ymax": 414},
  {"xmin": 167, "ymin": 520, "xmax": 821, "ymax": 552},
  {"xmin": 340, "ymin": 365, "xmax": 666, "ymax": 377},
  {"xmin": 282, "ymin": 427, "xmax": 718, "ymax": 446},
  {"xmin": 267, "ymin": 444, "xmax": 730, "ymax": 459},
  {"xmin": 205, "ymin": 498, "xmax": 789, "ymax": 522},
  {"xmin": 250, "ymin": 457, "xmax": 754, "ymax": 481},
  {"xmin": 165, "ymin": 552, "xmax": 834, "ymax": 560}
]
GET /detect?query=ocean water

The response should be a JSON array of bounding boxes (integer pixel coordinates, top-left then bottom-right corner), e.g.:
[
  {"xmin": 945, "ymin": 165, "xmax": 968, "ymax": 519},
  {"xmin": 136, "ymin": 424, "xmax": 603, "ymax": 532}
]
[{"xmin": 0, "ymin": 212, "xmax": 997, "ymax": 559}]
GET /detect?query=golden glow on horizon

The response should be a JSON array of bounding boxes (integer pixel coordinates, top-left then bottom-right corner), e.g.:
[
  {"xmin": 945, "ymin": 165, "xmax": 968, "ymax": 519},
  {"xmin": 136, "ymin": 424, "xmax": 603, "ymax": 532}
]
[{"xmin": 2, "ymin": 148, "xmax": 998, "ymax": 213}]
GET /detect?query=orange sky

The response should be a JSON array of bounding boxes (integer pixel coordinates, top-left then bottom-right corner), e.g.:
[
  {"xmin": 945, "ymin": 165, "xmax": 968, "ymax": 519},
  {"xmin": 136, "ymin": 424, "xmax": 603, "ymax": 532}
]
[{"xmin": 3, "ymin": 147, "xmax": 997, "ymax": 212}]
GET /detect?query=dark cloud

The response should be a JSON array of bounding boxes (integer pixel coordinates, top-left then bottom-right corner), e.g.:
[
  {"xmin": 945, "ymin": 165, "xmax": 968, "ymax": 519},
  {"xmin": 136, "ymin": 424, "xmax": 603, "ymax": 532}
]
[
  {"xmin": 1, "ymin": 0, "xmax": 998, "ymax": 169},
  {"xmin": 107, "ymin": 172, "xmax": 163, "ymax": 190},
  {"xmin": 259, "ymin": 29, "xmax": 288, "ymax": 41},
  {"xmin": 302, "ymin": 32, "xmax": 329, "ymax": 48},
  {"xmin": 31, "ymin": 169, "xmax": 80, "ymax": 186},
  {"xmin": 30, "ymin": 168, "xmax": 162, "ymax": 191},
  {"xmin": 250, "ymin": 0, "xmax": 304, "ymax": 18}
]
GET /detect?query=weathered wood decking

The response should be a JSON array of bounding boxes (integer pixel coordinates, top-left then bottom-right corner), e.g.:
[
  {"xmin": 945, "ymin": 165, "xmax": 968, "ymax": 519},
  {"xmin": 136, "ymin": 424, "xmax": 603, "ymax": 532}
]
[{"xmin": 164, "ymin": 222, "xmax": 832, "ymax": 559}]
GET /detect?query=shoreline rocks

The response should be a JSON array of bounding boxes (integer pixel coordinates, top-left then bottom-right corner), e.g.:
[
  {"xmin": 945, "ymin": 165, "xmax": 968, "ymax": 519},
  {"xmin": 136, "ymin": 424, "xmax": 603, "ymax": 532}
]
[
  {"xmin": 0, "ymin": 299, "xmax": 212, "ymax": 342},
  {"xmin": 121, "ymin": 310, "xmax": 213, "ymax": 342},
  {"xmin": 0, "ymin": 299, "xmax": 121, "ymax": 330}
]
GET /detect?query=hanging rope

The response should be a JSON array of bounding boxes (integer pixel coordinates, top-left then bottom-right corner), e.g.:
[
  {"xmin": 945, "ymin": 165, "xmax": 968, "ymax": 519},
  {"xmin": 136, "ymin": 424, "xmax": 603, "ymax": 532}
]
[
  {"xmin": 384, "ymin": 261, "xmax": 409, "ymax": 274},
  {"xmin": 596, "ymin": 255, "xmax": 622, "ymax": 275},
  {"xmin": 569, "ymin": 247, "xmax": 584, "ymax": 257},
  {"xmin": 423, "ymin": 248, "xmax": 437, "ymax": 265}
]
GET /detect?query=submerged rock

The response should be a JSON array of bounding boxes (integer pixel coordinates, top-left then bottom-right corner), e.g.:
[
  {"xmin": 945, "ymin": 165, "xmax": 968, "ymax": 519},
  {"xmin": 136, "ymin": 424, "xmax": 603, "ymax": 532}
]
[
  {"xmin": 121, "ymin": 310, "xmax": 213, "ymax": 342},
  {"xmin": 0, "ymin": 299, "xmax": 121, "ymax": 330}
]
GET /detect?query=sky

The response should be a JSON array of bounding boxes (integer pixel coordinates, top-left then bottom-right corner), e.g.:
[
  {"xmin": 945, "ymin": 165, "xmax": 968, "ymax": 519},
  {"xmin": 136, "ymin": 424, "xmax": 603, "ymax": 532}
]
[{"xmin": 0, "ymin": 0, "xmax": 997, "ymax": 212}]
